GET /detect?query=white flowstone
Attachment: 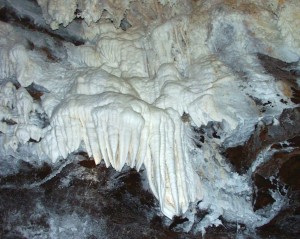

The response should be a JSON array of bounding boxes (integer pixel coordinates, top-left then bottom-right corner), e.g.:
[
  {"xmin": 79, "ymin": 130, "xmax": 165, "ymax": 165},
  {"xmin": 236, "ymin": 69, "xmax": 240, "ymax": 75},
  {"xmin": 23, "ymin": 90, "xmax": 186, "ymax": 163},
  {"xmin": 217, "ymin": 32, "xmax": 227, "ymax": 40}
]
[{"xmin": 0, "ymin": 0, "xmax": 299, "ymax": 232}]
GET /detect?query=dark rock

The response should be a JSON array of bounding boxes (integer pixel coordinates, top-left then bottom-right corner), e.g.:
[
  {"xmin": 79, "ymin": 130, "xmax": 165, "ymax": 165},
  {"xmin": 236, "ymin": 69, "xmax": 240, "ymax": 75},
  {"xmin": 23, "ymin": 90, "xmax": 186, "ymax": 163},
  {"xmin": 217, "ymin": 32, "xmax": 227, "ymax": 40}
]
[
  {"xmin": 79, "ymin": 159, "xmax": 97, "ymax": 168},
  {"xmin": 120, "ymin": 18, "xmax": 132, "ymax": 31},
  {"xmin": 253, "ymin": 174, "xmax": 276, "ymax": 211},
  {"xmin": 0, "ymin": 3, "xmax": 84, "ymax": 46},
  {"xmin": 225, "ymin": 107, "xmax": 300, "ymax": 174}
]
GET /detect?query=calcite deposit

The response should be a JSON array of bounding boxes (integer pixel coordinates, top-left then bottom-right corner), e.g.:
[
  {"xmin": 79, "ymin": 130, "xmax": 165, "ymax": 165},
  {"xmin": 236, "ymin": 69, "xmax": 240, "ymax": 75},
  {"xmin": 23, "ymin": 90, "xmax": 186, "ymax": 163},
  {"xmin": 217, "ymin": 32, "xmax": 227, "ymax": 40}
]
[{"xmin": 0, "ymin": 0, "xmax": 299, "ymax": 238}]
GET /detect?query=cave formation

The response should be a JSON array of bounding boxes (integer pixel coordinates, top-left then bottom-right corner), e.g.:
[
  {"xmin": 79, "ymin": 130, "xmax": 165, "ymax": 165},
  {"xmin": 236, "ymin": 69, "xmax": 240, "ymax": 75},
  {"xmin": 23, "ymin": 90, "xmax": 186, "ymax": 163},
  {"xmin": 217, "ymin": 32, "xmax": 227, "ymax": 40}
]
[{"xmin": 0, "ymin": 0, "xmax": 299, "ymax": 238}]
